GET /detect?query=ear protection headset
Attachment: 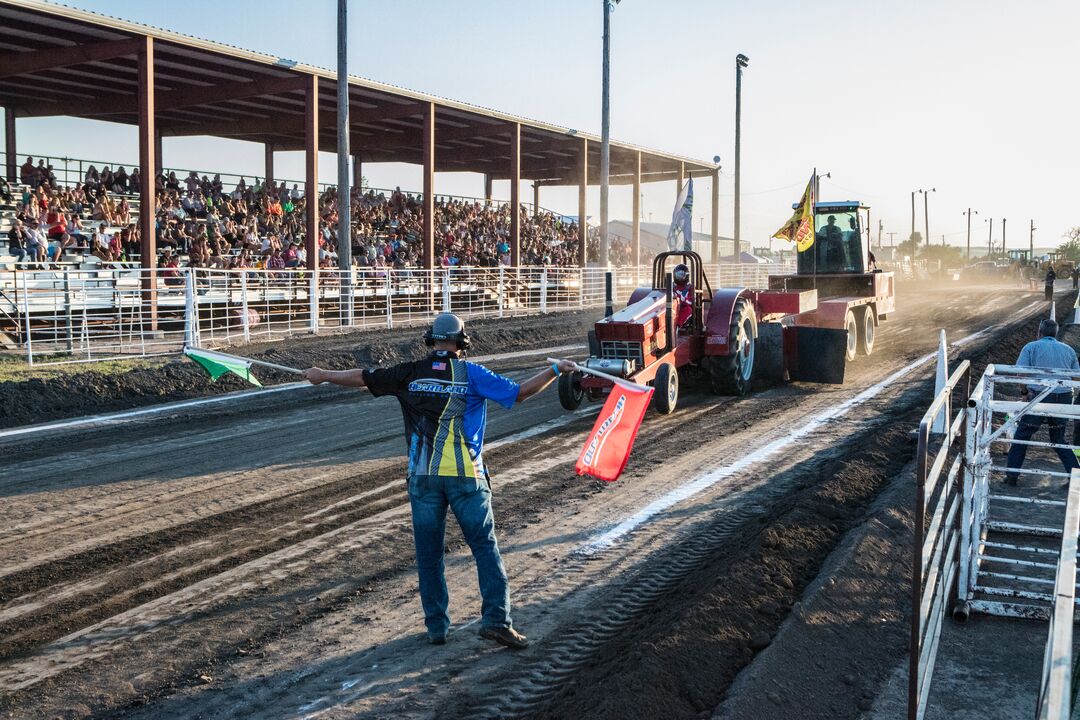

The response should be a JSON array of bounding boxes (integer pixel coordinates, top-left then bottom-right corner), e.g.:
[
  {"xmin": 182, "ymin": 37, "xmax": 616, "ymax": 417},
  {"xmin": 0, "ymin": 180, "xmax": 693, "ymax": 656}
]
[{"xmin": 424, "ymin": 312, "xmax": 471, "ymax": 351}]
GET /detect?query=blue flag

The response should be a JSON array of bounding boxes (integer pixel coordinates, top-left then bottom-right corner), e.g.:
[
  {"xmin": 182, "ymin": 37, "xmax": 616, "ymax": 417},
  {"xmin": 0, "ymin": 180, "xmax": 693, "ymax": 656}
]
[{"xmin": 667, "ymin": 178, "xmax": 694, "ymax": 251}]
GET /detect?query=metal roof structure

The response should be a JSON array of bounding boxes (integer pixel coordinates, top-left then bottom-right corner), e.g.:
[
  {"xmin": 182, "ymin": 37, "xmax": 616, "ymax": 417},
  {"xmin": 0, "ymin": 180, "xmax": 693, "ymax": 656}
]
[{"xmin": 0, "ymin": 0, "xmax": 715, "ymax": 185}]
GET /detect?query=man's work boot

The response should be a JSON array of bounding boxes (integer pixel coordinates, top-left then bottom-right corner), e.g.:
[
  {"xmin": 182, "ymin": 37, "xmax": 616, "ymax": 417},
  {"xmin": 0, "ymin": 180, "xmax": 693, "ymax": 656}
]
[{"xmin": 480, "ymin": 626, "xmax": 530, "ymax": 650}]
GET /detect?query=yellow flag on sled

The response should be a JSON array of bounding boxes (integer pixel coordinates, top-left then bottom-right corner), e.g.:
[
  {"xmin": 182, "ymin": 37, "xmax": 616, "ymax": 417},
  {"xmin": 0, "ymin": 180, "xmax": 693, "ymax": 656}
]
[{"xmin": 772, "ymin": 175, "xmax": 816, "ymax": 252}]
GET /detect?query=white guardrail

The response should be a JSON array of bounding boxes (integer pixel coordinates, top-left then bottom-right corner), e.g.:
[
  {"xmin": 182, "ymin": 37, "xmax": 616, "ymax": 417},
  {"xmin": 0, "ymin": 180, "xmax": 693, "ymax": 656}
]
[{"xmin": 0, "ymin": 261, "xmax": 794, "ymax": 365}]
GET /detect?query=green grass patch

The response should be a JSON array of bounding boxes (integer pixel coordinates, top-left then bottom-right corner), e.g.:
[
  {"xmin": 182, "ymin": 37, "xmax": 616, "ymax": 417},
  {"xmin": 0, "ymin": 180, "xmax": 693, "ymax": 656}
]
[{"xmin": 0, "ymin": 353, "xmax": 171, "ymax": 383}]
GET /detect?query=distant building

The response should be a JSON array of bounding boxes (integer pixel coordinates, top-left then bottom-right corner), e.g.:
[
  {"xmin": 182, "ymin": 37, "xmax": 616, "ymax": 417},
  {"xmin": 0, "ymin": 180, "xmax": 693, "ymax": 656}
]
[{"xmin": 608, "ymin": 220, "xmax": 735, "ymax": 259}]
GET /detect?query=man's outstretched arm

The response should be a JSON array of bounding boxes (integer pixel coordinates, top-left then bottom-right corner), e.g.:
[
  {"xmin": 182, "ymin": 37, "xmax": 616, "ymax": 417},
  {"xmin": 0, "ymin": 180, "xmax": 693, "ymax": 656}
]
[
  {"xmin": 516, "ymin": 359, "xmax": 577, "ymax": 403},
  {"xmin": 304, "ymin": 367, "xmax": 367, "ymax": 388}
]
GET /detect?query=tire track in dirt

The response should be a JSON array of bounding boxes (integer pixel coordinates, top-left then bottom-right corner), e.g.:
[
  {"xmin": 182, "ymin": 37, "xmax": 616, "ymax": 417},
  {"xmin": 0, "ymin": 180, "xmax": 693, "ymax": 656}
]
[{"xmin": 0, "ymin": 285, "xmax": 1058, "ymax": 719}]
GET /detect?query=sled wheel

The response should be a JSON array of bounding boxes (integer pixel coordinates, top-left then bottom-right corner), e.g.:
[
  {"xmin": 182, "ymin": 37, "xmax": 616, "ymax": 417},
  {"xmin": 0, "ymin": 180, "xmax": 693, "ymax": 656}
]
[
  {"xmin": 844, "ymin": 310, "xmax": 858, "ymax": 362},
  {"xmin": 857, "ymin": 307, "xmax": 875, "ymax": 356}
]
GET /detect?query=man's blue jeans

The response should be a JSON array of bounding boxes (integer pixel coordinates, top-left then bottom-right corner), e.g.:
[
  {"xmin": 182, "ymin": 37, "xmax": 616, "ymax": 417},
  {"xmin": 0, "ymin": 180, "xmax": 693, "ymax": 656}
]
[
  {"xmin": 407, "ymin": 474, "xmax": 511, "ymax": 638},
  {"xmin": 1005, "ymin": 393, "xmax": 1079, "ymax": 483}
]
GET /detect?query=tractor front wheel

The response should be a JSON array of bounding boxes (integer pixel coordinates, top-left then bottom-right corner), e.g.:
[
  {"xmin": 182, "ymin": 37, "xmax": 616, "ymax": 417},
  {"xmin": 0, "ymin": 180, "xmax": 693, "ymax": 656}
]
[
  {"xmin": 844, "ymin": 310, "xmax": 858, "ymax": 362},
  {"xmin": 707, "ymin": 297, "xmax": 756, "ymax": 396},
  {"xmin": 558, "ymin": 371, "xmax": 585, "ymax": 411},
  {"xmin": 654, "ymin": 362, "xmax": 679, "ymax": 414}
]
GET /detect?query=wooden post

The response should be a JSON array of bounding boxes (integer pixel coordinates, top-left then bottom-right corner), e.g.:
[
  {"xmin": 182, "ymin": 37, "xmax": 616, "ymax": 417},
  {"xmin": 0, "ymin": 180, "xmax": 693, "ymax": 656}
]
[
  {"xmin": 137, "ymin": 36, "xmax": 158, "ymax": 329},
  {"xmin": 510, "ymin": 122, "xmax": 521, "ymax": 267},
  {"xmin": 304, "ymin": 75, "xmax": 319, "ymax": 271},
  {"xmin": 422, "ymin": 102, "xmax": 435, "ymax": 271},
  {"xmin": 4, "ymin": 106, "xmax": 15, "ymax": 182},
  {"xmin": 632, "ymin": 150, "xmax": 641, "ymax": 267},
  {"xmin": 264, "ymin": 142, "xmax": 274, "ymax": 188},
  {"xmin": 578, "ymin": 138, "xmax": 588, "ymax": 267}
]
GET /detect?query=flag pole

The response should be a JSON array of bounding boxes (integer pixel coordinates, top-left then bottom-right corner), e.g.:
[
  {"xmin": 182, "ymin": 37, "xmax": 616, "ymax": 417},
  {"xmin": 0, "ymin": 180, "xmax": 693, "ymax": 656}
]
[
  {"xmin": 184, "ymin": 346, "xmax": 305, "ymax": 375},
  {"xmin": 812, "ymin": 167, "xmax": 818, "ymax": 289},
  {"xmin": 548, "ymin": 357, "xmax": 651, "ymax": 392}
]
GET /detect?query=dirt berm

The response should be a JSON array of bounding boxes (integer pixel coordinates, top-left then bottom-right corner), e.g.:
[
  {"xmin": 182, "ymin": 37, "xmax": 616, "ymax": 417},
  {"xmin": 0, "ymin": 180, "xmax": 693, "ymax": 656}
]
[{"xmin": 0, "ymin": 310, "xmax": 595, "ymax": 429}]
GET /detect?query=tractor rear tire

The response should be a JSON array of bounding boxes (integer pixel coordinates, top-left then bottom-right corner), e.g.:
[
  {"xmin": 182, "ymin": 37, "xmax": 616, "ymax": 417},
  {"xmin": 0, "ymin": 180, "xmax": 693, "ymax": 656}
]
[
  {"xmin": 654, "ymin": 362, "xmax": 678, "ymax": 414},
  {"xmin": 558, "ymin": 371, "xmax": 585, "ymax": 411},
  {"xmin": 707, "ymin": 297, "xmax": 756, "ymax": 397},
  {"xmin": 857, "ymin": 307, "xmax": 875, "ymax": 356},
  {"xmin": 844, "ymin": 310, "xmax": 858, "ymax": 362}
]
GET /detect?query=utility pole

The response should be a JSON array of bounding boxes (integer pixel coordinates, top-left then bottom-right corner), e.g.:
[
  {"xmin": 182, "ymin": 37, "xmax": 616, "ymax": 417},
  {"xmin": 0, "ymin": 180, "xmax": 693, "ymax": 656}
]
[
  {"xmin": 987, "ymin": 217, "xmax": 993, "ymax": 258},
  {"xmin": 963, "ymin": 208, "xmax": 977, "ymax": 262},
  {"xmin": 1002, "ymin": 218, "xmax": 1007, "ymax": 257},
  {"xmin": 734, "ymin": 53, "xmax": 749, "ymax": 261},
  {"xmin": 336, "ymin": 0, "xmax": 352, "ymax": 325},
  {"xmin": 887, "ymin": 232, "xmax": 897, "ymax": 247},
  {"xmin": 1029, "ymin": 219, "xmax": 1036, "ymax": 262},
  {"xmin": 910, "ymin": 191, "xmax": 916, "ymax": 243},
  {"xmin": 599, "ymin": 0, "xmax": 619, "ymax": 267},
  {"xmin": 922, "ymin": 188, "xmax": 935, "ymax": 253},
  {"xmin": 877, "ymin": 219, "xmax": 882, "ymax": 248}
]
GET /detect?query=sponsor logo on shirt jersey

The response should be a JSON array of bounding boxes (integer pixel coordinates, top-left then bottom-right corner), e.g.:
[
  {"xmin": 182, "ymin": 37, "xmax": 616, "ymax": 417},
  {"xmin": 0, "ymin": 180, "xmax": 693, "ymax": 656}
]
[{"xmin": 408, "ymin": 378, "xmax": 468, "ymax": 396}]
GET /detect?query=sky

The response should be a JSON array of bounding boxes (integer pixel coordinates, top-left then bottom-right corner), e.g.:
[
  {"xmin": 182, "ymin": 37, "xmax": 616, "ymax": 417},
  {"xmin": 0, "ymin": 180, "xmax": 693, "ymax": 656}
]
[{"xmin": 9, "ymin": 0, "xmax": 1080, "ymax": 254}]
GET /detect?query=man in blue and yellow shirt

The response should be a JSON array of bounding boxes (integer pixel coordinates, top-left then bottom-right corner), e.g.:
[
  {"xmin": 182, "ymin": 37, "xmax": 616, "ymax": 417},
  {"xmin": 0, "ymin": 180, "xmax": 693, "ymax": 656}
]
[{"xmin": 305, "ymin": 313, "xmax": 575, "ymax": 649}]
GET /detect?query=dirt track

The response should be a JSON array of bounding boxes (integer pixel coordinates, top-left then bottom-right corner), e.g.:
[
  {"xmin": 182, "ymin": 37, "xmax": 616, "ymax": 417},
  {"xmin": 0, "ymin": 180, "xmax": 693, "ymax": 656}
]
[{"xmin": 0, "ymin": 282, "xmax": 1066, "ymax": 719}]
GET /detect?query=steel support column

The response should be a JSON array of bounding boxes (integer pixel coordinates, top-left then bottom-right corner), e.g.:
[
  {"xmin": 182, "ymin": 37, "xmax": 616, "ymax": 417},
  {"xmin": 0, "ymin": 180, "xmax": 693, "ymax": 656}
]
[
  {"xmin": 578, "ymin": 138, "xmax": 588, "ymax": 267},
  {"xmin": 632, "ymin": 150, "xmax": 641, "ymax": 267},
  {"xmin": 4, "ymin": 107, "xmax": 14, "ymax": 182},
  {"xmin": 483, "ymin": 173, "xmax": 493, "ymax": 206},
  {"xmin": 304, "ymin": 75, "xmax": 319, "ymax": 271},
  {"xmin": 137, "ymin": 37, "xmax": 158, "ymax": 329},
  {"xmin": 509, "ymin": 122, "xmax": 521, "ymax": 267},
  {"xmin": 422, "ymin": 102, "xmax": 435, "ymax": 272},
  {"xmin": 711, "ymin": 167, "xmax": 720, "ymax": 263},
  {"xmin": 352, "ymin": 154, "xmax": 362, "ymax": 188},
  {"xmin": 533, "ymin": 182, "xmax": 540, "ymax": 218},
  {"xmin": 154, "ymin": 130, "xmax": 162, "ymax": 175},
  {"xmin": 264, "ymin": 142, "xmax": 274, "ymax": 188}
]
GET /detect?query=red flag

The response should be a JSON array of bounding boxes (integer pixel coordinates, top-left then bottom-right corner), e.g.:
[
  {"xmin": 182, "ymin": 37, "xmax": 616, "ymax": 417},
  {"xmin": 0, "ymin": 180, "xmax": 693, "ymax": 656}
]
[{"xmin": 575, "ymin": 384, "xmax": 654, "ymax": 482}]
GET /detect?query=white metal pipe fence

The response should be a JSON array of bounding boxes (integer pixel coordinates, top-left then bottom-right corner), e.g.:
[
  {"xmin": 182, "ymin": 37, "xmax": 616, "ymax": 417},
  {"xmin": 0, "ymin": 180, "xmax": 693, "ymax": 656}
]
[
  {"xmin": 910, "ymin": 361, "xmax": 1080, "ymax": 720},
  {"xmin": 1, "ymin": 261, "xmax": 794, "ymax": 366}
]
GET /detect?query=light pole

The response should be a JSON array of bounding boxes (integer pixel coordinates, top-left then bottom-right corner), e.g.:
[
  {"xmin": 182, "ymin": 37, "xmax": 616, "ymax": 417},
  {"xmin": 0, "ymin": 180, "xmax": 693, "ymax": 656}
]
[
  {"xmin": 985, "ymin": 217, "xmax": 993, "ymax": 258},
  {"xmin": 733, "ymin": 53, "xmax": 749, "ymax": 261},
  {"xmin": 336, "ymin": 0, "xmax": 352, "ymax": 324},
  {"xmin": 1002, "ymin": 218, "xmax": 1007, "ymax": 258},
  {"xmin": 963, "ymin": 208, "xmax": 978, "ymax": 261},
  {"xmin": 599, "ymin": 0, "xmax": 620, "ymax": 268}
]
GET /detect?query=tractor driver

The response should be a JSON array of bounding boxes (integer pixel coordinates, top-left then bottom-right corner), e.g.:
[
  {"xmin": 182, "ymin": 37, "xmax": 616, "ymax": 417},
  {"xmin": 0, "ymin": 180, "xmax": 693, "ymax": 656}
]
[
  {"xmin": 817, "ymin": 215, "xmax": 844, "ymax": 271},
  {"xmin": 673, "ymin": 263, "xmax": 694, "ymax": 329}
]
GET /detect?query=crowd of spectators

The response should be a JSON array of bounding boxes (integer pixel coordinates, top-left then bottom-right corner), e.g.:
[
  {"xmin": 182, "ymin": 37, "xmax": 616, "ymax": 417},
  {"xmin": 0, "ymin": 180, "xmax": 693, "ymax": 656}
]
[{"xmin": 7, "ymin": 155, "xmax": 610, "ymax": 271}]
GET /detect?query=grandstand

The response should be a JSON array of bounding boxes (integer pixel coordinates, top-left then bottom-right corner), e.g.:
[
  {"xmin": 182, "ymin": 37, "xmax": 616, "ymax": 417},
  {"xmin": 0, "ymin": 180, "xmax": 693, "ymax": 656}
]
[
  {"xmin": 0, "ymin": 0, "xmax": 718, "ymax": 288},
  {"xmin": 0, "ymin": 0, "xmax": 732, "ymax": 362}
]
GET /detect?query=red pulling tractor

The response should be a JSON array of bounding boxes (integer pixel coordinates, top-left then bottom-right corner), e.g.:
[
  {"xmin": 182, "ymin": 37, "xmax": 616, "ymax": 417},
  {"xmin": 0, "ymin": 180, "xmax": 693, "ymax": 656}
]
[{"xmin": 558, "ymin": 201, "xmax": 895, "ymax": 414}]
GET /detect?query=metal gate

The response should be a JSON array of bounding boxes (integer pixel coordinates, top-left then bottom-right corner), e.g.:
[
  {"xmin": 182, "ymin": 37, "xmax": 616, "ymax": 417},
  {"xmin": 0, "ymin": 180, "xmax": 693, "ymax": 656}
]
[{"xmin": 960, "ymin": 363, "xmax": 1080, "ymax": 619}]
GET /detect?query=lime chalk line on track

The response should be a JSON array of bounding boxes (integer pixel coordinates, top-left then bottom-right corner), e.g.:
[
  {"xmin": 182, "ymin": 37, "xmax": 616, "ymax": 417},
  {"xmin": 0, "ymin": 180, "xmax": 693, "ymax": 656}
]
[
  {"xmin": 0, "ymin": 343, "xmax": 586, "ymax": 441},
  {"xmin": 575, "ymin": 300, "xmax": 1044, "ymax": 555}
]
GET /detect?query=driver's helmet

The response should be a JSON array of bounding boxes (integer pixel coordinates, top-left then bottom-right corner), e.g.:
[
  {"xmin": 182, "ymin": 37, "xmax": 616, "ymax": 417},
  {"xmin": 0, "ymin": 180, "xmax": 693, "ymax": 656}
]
[{"xmin": 672, "ymin": 263, "xmax": 691, "ymax": 286}]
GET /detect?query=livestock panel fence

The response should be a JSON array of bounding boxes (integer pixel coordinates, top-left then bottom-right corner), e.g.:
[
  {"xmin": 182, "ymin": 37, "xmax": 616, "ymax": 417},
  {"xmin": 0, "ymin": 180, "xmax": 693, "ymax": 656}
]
[
  {"xmin": 910, "ymin": 361, "xmax": 1080, "ymax": 720},
  {"xmin": 0, "ymin": 261, "xmax": 795, "ymax": 366}
]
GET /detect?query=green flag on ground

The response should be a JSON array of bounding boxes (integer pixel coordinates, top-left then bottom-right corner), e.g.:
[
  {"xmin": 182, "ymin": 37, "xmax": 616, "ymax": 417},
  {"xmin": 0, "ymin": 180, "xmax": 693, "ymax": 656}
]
[{"xmin": 184, "ymin": 347, "xmax": 263, "ymax": 387}]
